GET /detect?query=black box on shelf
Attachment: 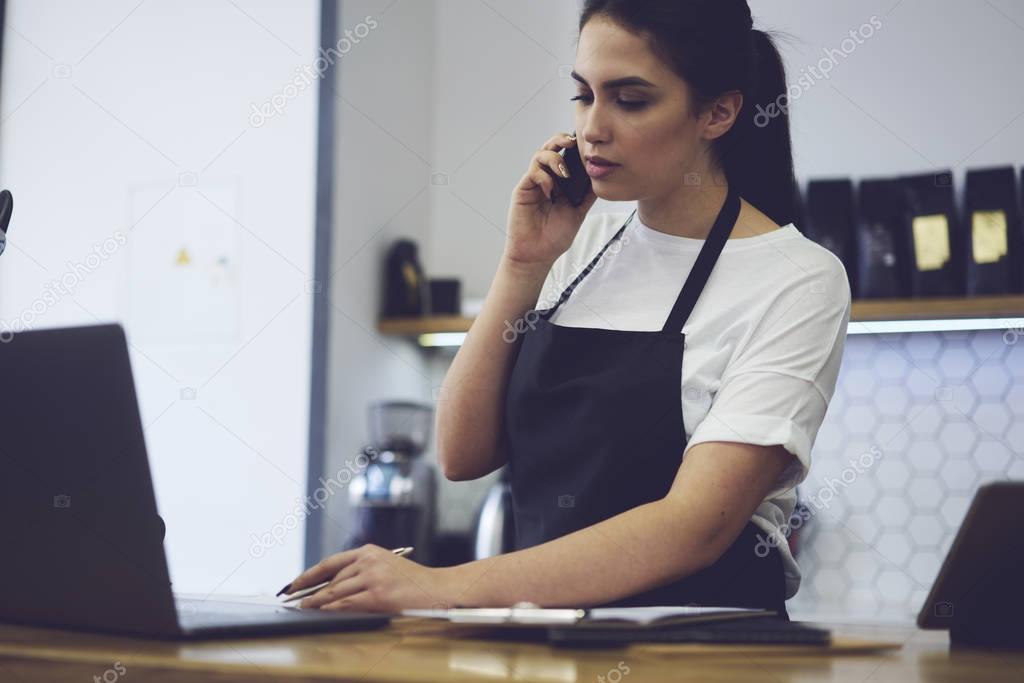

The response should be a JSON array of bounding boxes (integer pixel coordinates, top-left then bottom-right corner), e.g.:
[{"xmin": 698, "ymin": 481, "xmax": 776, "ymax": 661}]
[
  {"xmin": 804, "ymin": 179, "xmax": 858, "ymax": 295},
  {"xmin": 428, "ymin": 278, "xmax": 461, "ymax": 315},
  {"xmin": 964, "ymin": 166, "xmax": 1021, "ymax": 295},
  {"xmin": 856, "ymin": 177, "xmax": 912, "ymax": 299},
  {"xmin": 901, "ymin": 170, "xmax": 964, "ymax": 297}
]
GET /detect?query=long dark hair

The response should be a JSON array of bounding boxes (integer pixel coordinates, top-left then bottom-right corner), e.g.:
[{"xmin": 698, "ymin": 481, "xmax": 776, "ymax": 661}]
[{"xmin": 579, "ymin": 0, "xmax": 798, "ymax": 227}]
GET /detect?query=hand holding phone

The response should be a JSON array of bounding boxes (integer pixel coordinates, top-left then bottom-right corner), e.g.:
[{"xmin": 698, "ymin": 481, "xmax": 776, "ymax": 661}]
[{"xmin": 504, "ymin": 131, "xmax": 597, "ymax": 272}]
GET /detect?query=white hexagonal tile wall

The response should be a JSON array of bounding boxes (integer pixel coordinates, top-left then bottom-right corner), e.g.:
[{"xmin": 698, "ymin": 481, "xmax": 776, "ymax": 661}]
[
  {"xmin": 908, "ymin": 515, "xmax": 944, "ymax": 547},
  {"xmin": 843, "ymin": 550, "xmax": 881, "ymax": 585},
  {"xmin": 907, "ymin": 552, "xmax": 943, "ymax": 587},
  {"xmin": 970, "ymin": 401, "xmax": 1012, "ymax": 436},
  {"xmin": 939, "ymin": 495, "xmax": 973, "ymax": 530},
  {"xmin": 940, "ymin": 459, "xmax": 978, "ymax": 491},
  {"xmin": 812, "ymin": 567, "xmax": 849, "ymax": 599},
  {"xmin": 1006, "ymin": 459, "xmax": 1024, "ymax": 479},
  {"xmin": 905, "ymin": 370, "xmax": 941, "ymax": 400},
  {"xmin": 937, "ymin": 346, "xmax": 976, "ymax": 381},
  {"xmin": 843, "ymin": 512, "xmax": 882, "ymax": 545},
  {"xmin": 969, "ymin": 363, "xmax": 1011, "ymax": 399},
  {"xmin": 789, "ymin": 330, "xmax": 1021, "ymax": 621},
  {"xmin": 1006, "ymin": 384, "xmax": 1024, "ymax": 416},
  {"xmin": 873, "ymin": 348, "xmax": 911, "ymax": 383},
  {"xmin": 875, "ymin": 459, "xmax": 912, "ymax": 490},
  {"xmin": 907, "ymin": 439, "xmax": 944, "ymax": 472},
  {"xmin": 877, "ymin": 569, "xmax": 914, "ymax": 603},
  {"xmin": 875, "ymin": 496, "xmax": 911, "ymax": 527},
  {"xmin": 844, "ymin": 367, "xmax": 878, "ymax": 400},
  {"xmin": 904, "ymin": 334, "xmax": 942, "ymax": 361},
  {"xmin": 875, "ymin": 532, "xmax": 912, "ymax": 565},
  {"xmin": 875, "ymin": 386, "xmax": 910, "ymax": 418},
  {"xmin": 973, "ymin": 440, "xmax": 1012, "ymax": 473},
  {"xmin": 907, "ymin": 405, "xmax": 944, "ymax": 436},
  {"xmin": 907, "ymin": 478, "xmax": 944, "ymax": 509},
  {"xmin": 969, "ymin": 331, "xmax": 1011, "ymax": 363},
  {"xmin": 937, "ymin": 422, "xmax": 979, "ymax": 458}
]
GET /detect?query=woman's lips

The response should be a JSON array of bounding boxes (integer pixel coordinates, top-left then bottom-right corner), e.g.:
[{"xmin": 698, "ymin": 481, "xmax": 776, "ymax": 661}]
[{"xmin": 585, "ymin": 160, "xmax": 620, "ymax": 179}]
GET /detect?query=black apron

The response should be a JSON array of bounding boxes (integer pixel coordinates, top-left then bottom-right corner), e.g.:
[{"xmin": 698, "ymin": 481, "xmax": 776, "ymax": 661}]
[{"xmin": 503, "ymin": 186, "xmax": 790, "ymax": 618}]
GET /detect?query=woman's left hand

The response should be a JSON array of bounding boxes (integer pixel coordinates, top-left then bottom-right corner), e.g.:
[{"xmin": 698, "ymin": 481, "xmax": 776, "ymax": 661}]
[{"xmin": 285, "ymin": 544, "xmax": 461, "ymax": 612}]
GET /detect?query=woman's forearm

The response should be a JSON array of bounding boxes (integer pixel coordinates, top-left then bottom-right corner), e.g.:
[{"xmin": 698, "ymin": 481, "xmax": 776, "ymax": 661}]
[
  {"xmin": 444, "ymin": 496, "xmax": 724, "ymax": 608},
  {"xmin": 434, "ymin": 256, "xmax": 550, "ymax": 481}
]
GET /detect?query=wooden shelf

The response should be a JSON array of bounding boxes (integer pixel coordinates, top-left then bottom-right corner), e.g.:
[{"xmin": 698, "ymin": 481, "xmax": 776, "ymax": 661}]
[
  {"xmin": 377, "ymin": 315, "xmax": 475, "ymax": 335},
  {"xmin": 850, "ymin": 294, "xmax": 1024, "ymax": 321},
  {"xmin": 378, "ymin": 295, "xmax": 1024, "ymax": 337}
]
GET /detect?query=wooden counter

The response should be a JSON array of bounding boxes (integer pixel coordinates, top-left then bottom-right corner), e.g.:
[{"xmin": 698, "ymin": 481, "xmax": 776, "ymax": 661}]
[{"xmin": 2, "ymin": 617, "xmax": 1023, "ymax": 682}]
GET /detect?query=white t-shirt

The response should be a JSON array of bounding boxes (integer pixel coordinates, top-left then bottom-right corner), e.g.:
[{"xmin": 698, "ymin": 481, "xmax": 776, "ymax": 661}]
[{"xmin": 536, "ymin": 209, "xmax": 852, "ymax": 600}]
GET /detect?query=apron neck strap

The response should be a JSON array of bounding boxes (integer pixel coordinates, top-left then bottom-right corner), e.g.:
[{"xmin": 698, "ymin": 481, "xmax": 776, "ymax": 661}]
[
  {"xmin": 661, "ymin": 185, "xmax": 741, "ymax": 333},
  {"xmin": 541, "ymin": 209, "xmax": 636, "ymax": 319}
]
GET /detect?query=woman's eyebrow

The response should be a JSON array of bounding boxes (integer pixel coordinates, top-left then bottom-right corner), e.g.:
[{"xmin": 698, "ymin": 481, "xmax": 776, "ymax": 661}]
[{"xmin": 570, "ymin": 71, "xmax": 657, "ymax": 89}]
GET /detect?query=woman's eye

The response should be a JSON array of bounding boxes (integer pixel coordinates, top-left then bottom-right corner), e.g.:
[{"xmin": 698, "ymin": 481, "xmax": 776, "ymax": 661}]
[{"xmin": 570, "ymin": 94, "xmax": 647, "ymax": 110}]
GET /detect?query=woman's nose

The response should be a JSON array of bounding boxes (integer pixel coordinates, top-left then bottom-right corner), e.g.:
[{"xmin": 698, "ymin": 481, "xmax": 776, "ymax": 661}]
[{"xmin": 579, "ymin": 112, "xmax": 610, "ymax": 148}]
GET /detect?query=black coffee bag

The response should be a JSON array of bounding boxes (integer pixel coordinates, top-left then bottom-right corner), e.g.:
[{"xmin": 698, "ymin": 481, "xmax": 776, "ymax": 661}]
[
  {"xmin": 856, "ymin": 178, "xmax": 911, "ymax": 299},
  {"xmin": 804, "ymin": 179, "xmax": 858, "ymax": 295},
  {"xmin": 901, "ymin": 171, "xmax": 963, "ymax": 297},
  {"xmin": 964, "ymin": 166, "xmax": 1021, "ymax": 295}
]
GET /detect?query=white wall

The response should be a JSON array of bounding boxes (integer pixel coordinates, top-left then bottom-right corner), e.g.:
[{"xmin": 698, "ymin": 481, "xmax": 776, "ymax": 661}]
[
  {"xmin": 760, "ymin": 0, "xmax": 1024, "ymax": 184},
  {"xmin": 0, "ymin": 0, "xmax": 321, "ymax": 593}
]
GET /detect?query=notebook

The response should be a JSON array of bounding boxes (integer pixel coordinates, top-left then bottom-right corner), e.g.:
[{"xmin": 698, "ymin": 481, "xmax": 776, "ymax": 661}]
[{"xmin": 401, "ymin": 605, "xmax": 773, "ymax": 628}]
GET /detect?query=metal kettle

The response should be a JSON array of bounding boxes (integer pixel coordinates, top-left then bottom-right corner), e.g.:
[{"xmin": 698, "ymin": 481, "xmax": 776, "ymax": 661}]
[{"xmin": 471, "ymin": 466, "xmax": 516, "ymax": 559}]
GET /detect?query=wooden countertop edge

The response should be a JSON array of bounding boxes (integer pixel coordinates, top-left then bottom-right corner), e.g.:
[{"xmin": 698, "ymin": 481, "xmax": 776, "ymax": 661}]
[{"xmin": 0, "ymin": 618, "xmax": 908, "ymax": 679}]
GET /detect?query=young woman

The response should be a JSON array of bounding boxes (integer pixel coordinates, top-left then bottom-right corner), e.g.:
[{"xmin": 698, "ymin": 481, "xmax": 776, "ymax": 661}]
[{"xmin": 283, "ymin": 0, "xmax": 851, "ymax": 619}]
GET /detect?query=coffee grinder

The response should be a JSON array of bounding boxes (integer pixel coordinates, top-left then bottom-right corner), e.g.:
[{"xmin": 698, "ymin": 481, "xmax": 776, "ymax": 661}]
[{"xmin": 345, "ymin": 401, "xmax": 437, "ymax": 564}]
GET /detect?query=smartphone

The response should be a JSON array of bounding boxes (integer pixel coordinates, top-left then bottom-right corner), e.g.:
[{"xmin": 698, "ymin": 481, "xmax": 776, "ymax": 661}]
[{"xmin": 553, "ymin": 132, "xmax": 591, "ymax": 207}]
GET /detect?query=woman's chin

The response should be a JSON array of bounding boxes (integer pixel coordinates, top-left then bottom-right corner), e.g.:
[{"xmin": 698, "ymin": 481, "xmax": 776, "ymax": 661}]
[{"xmin": 591, "ymin": 182, "xmax": 634, "ymax": 202}]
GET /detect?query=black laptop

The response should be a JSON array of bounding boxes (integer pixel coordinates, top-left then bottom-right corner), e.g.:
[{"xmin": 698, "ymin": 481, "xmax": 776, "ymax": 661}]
[
  {"xmin": 0, "ymin": 323, "xmax": 389, "ymax": 639},
  {"xmin": 917, "ymin": 480, "xmax": 1024, "ymax": 648}
]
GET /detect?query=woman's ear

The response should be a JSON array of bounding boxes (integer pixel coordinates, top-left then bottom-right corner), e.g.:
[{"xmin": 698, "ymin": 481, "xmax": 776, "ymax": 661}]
[{"xmin": 702, "ymin": 90, "xmax": 743, "ymax": 141}]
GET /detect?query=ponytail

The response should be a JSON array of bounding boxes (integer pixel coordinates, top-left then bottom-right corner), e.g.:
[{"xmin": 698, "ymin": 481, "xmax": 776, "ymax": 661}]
[{"xmin": 719, "ymin": 29, "xmax": 798, "ymax": 227}]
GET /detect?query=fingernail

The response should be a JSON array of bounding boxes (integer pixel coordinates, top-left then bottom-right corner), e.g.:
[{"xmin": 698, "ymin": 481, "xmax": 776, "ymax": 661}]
[
  {"xmin": 276, "ymin": 583, "xmax": 292, "ymax": 597},
  {"xmin": 559, "ymin": 163, "xmax": 569, "ymax": 178}
]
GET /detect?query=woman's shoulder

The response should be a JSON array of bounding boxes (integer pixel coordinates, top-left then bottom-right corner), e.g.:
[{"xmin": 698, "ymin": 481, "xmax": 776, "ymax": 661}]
[
  {"xmin": 785, "ymin": 227, "xmax": 852, "ymax": 297},
  {"xmin": 746, "ymin": 225, "xmax": 853, "ymax": 321}
]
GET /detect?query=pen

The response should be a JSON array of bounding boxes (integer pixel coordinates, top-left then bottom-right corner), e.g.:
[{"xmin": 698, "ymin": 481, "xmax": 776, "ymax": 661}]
[{"xmin": 276, "ymin": 546, "xmax": 414, "ymax": 602}]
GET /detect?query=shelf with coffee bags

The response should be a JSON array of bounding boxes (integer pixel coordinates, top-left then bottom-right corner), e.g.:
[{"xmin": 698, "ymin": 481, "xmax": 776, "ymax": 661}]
[
  {"xmin": 803, "ymin": 167, "xmax": 1024, "ymax": 301},
  {"xmin": 380, "ymin": 164, "xmax": 1024, "ymax": 346}
]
